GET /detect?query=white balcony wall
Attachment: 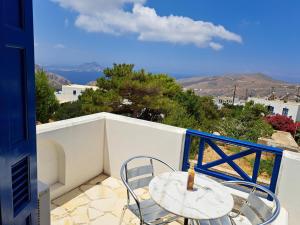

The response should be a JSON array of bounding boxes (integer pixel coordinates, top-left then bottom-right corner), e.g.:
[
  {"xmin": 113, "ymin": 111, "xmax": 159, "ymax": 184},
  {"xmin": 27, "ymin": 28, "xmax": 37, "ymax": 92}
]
[
  {"xmin": 36, "ymin": 113, "xmax": 186, "ymax": 199},
  {"xmin": 37, "ymin": 139, "xmax": 64, "ymax": 187},
  {"xmin": 104, "ymin": 113, "xmax": 186, "ymax": 178},
  {"xmin": 37, "ymin": 114, "xmax": 106, "ymax": 199},
  {"xmin": 277, "ymin": 151, "xmax": 300, "ymax": 225}
]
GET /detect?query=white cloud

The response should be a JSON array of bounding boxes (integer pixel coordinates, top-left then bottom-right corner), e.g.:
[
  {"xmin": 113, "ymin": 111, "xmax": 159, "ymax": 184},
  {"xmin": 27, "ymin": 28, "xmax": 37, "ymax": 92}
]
[
  {"xmin": 53, "ymin": 0, "xmax": 242, "ymax": 50},
  {"xmin": 54, "ymin": 43, "xmax": 66, "ymax": 49},
  {"xmin": 209, "ymin": 42, "xmax": 223, "ymax": 51}
]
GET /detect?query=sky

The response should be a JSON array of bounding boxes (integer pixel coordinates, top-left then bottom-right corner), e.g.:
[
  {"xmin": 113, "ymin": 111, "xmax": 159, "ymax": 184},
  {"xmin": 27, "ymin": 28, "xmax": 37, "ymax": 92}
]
[{"xmin": 33, "ymin": 0, "xmax": 300, "ymax": 82}]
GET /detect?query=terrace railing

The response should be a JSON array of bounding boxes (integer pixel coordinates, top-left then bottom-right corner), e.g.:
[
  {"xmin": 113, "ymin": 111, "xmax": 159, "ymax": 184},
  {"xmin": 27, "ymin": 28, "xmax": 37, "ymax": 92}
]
[{"xmin": 182, "ymin": 129, "xmax": 283, "ymax": 193}]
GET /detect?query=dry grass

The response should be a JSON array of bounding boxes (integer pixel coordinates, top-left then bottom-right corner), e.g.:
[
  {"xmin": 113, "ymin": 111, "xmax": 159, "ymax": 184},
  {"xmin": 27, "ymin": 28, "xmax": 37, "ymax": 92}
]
[{"xmin": 192, "ymin": 143, "xmax": 274, "ymax": 183}]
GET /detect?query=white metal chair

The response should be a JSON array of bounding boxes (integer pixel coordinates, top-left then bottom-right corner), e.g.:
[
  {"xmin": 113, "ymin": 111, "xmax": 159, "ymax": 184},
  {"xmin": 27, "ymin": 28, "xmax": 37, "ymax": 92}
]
[
  {"xmin": 195, "ymin": 180, "xmax": 281, "ymax": 225},
  {"xmin": 119, "ymin": 156, "xmax": 179, "ymax": 225}
]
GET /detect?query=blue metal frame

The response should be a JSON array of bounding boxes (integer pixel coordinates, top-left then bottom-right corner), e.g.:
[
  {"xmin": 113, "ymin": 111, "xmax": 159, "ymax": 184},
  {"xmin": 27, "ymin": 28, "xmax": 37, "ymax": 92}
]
[{"xmin": 182, "ymin": 129, "xmax": 283, "ymax": 193}]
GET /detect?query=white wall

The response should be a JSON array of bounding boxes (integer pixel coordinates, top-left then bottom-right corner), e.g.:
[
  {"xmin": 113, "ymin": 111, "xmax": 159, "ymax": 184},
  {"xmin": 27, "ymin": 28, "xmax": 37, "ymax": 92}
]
[
  {"xmin": 103, "ymin": 113, "xmax": 186, "ymax": 178},
  {"xmin": 276, "ymin": 151, "xmax": 300, "ymax": 225},
  {"xmin": 55, "ymin": 85, "xmax": 98, "ymax": 103},
  {"xmin": 36, "ymin": 113, "xmax": 186, "ymax": 199},
  {"xmin": 37, "ymin": 114, "xmax": 106, "ymax": 199},
  {"xmin": 37, "ymin": 139, "xmax": 65, "ymax": 186},
  {"xmin": 249, "ymin": 97, "xmax": 300, "ymax": 121}
]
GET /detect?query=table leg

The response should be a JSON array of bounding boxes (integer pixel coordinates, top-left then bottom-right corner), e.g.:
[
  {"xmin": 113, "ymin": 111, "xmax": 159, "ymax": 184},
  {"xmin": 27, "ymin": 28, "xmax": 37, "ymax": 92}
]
[{"xmin": 184, "ymin": 218, "xmax": 189, "ymax": 225}]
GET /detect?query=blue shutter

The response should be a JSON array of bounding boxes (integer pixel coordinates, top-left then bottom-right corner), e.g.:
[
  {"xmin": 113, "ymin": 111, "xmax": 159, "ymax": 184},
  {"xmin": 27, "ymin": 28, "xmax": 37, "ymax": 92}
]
[
  {"xmin": 0, "ymin": 0, "xmax": 38, "ymax": 224},
  {"xmin": 12, "ymin": 157, "xmax": 30, "ymax": 216}
]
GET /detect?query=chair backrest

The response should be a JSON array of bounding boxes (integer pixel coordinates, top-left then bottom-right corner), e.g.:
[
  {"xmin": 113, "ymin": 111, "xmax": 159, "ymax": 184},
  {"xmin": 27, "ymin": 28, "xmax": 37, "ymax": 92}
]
[
  {"xmin": 126, "ymin": 161, "xmax": 154, "ymax": 190},
  {"xmin": 222, "ymin": 181, "xmax": 280, "ymax": 225},
  {"xmin": 120, "ymin": 156, "xmax": 175, "ymax": 204}
]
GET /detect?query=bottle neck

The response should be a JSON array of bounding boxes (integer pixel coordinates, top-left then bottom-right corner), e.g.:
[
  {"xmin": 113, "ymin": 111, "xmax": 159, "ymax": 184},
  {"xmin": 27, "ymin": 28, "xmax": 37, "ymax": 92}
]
[{"xmin": 189, "ymin": 162, "xmax": 195, "ymax": 172}]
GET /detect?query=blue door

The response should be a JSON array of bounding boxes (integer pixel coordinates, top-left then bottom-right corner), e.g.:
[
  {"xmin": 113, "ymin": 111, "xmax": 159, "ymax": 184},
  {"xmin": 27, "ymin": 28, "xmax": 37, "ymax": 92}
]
[{"xmin": 0, "ymin": 0, "xmax": 38, "ymax": 224}]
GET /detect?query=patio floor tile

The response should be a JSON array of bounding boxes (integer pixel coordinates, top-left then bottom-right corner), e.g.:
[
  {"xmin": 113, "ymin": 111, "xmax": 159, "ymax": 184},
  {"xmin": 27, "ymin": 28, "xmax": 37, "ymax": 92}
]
[{"xmin": 51, "ymin": 174, "xmax": 183, "ymax": 225}]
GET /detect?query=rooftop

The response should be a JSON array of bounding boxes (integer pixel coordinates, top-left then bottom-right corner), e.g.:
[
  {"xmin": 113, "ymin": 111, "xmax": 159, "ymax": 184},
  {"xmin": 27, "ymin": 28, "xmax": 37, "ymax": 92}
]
[{"xmin": 249, "ymin": 97, "xmax": 300, "ymax": 106}]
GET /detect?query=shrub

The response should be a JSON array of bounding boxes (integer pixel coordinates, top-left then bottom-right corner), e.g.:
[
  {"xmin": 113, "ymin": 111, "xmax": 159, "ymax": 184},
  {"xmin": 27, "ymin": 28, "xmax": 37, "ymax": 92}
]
[{"xmin": 265, "ymin": 114, "xmax": 300, "ymax": 136}]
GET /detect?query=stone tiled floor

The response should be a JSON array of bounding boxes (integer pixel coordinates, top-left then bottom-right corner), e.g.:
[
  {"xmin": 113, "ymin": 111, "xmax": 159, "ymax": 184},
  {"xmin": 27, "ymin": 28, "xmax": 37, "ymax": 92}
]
[{"xmin": 51, "ymin": 174, "xmax": 182, "ymax": 225}]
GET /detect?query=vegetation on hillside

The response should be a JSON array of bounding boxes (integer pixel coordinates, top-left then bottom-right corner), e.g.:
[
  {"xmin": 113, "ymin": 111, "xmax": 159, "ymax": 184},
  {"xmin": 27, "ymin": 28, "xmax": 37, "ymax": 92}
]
[
  {"xmin": 35, "ymin": 70, "xmax": 59, "ymax": 123},
  {"xmin": 218, "ymin": 102, "xmax": 274, "ymax": 142},
  {"xmin": 36, "ymin": 63, "xmax": 274, "ymax": 143}
]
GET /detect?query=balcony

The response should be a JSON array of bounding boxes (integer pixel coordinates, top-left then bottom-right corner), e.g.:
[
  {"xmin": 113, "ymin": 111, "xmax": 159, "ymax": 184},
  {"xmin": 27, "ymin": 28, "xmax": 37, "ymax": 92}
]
[{"xmin": 37, "ymin": 113, "xmax": 299, "ymax": 225}]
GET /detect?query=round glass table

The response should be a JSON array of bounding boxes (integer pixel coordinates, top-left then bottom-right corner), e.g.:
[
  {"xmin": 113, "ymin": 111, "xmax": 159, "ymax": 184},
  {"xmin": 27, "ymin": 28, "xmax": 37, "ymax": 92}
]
[{"xmin": 149, "ymin": 171, "xmax": 234, "ymax": 224}]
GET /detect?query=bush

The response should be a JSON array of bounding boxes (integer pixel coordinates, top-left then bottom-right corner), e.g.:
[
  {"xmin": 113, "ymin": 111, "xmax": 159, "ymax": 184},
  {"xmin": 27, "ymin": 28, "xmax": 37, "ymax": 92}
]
[
  {"xmin": 53, "ymin": 101, "xmax": 83, "ymax": 120},
  {"xmin": 218, "ymin": 117, "xmax": 273, "ymax": 142},
  {"xmin": 265, "ymin": 114, "xmax": 300, "ymax": 136},
  {"xmin": 35, "ymin": 70, "xmax": 59, "ymax": 123}
]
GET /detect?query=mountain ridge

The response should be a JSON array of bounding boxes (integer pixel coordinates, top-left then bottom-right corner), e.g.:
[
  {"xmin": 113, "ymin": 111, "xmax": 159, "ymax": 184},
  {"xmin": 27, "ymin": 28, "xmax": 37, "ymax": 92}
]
[
  {"xmin": 178, "ymin": 73, "xmax": 298, "ymax": 98},
  {"xmin": 45, "ymin": 62, "xmax": 104, "ymax": 73},
  {"xmin": 35, "ymin": 65, "xmax": 71, "ymax": 90}
]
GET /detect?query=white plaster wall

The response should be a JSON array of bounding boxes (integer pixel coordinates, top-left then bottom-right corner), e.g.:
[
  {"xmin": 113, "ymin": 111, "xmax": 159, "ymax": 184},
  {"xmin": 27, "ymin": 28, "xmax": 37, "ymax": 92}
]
[
  {"xmin": 276, "ymin": 151, "xmax": 300, "ymax": 225},
  {"xmin": 103, "ymin": 113, "xmax": 186, "ymax": 178},
  {"xmin": 36, "ymin": 113, "xmax": 186, "ymax": 199},
  {"xmin": 37, "ymin": 114, "xmax": 106, "ymax": 199},
  {"xmin": 249, "ymin": 97, "xmax": 300, "ymax": 121},
  {"xmin": 296, "ymin": 107, "xmax": 300, "ymax": 122},
  {"xmin": 37, "ymin": 139, "xmax": 64, "ymax": 186},
  {"xmin": 56, "ymin": 85, "xmax": 98, "ymax": 103}
]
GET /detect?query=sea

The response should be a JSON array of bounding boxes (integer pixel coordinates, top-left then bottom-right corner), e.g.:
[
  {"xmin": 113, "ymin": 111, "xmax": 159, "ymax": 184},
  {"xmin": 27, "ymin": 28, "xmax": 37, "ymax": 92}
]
[{"xmin": 49, "ymin": 71, "xmax": 103, "ymax": 84}]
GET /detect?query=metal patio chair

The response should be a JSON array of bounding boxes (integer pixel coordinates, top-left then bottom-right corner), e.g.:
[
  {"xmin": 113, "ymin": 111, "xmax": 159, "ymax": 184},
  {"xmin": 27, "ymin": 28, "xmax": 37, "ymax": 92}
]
[
  {"xmin": 195, "ymin": 180, "xmax": 281, "ymax": 225},
  {"xmin": 119, "ymin": 156, "xmax": 179, "ymax": 225}
]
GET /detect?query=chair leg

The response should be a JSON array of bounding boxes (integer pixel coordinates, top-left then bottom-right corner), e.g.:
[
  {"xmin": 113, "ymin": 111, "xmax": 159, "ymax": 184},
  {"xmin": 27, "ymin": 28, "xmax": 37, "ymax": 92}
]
[
  {"xmin": 119, "ymin": 205, "xmax": 127, "ymax": 225},
  {"xmin": 191, "ymin": 220, "xmax": 200, "ymax": 225},
  {"xmin": 191, "ymin": 220, "xmax": 198, "ymax": 225}
]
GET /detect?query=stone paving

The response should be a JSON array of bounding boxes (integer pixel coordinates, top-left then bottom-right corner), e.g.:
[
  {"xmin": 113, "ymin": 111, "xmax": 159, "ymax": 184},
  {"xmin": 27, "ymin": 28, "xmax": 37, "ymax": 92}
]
[{"xmin": 51, "ymin": 174, "xmax": 182, "ymax": 225}]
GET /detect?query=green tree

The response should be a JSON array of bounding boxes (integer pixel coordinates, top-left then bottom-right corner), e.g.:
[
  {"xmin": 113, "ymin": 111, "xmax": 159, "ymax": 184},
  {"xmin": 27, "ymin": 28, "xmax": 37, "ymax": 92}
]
[
  {"xmin": 174, "ymin": 90, "xmax": 219, "ymax": 132},
  {"xmin": 79, "ymin": 63, "xmax": 182, "ymax": 122},
  {"xmin": 219, "ymin": 104, "xmax": 243, "ymax": 118},
  {"xmin": 162, "ymin": 102, "xmax": 197, "ymax": 129},
  {"xmin": 218, "ymin": 101, "xmax": 273, "ymax": 142},
  {"xmin": 35, "ymin": 70, "xmax": 59, "ymax": 123},
  {"xmin": 53, "ymin": 101, "xmax": 83, "ymax": 120},
  {"xmin": 240, "ymin": 101, "xmax": 269, "ymax": 121}
]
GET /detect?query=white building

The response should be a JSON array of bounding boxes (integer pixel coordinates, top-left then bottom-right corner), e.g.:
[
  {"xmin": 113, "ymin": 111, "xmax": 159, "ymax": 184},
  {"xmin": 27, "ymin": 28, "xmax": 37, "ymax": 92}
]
[
  {"xmin": 55, "ymin": 84, "xmax": 98, "ymax": 103},
  {"xmin": 214, "ymin": 96, "xmax": 245, "ymax": 108},
  {"xmin": 248, "ymin": 97, "xmax": 300, "ymax": 121}
]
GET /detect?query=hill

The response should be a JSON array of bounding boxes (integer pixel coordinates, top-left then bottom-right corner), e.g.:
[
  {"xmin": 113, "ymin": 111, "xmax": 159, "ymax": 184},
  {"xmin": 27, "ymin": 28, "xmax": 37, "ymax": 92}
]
[
  {"xmin": 178, "ymin": 73, "xmax": 299, "ymax": 98},
  {"xmin": 44, "ymin": 62, "xmax": 104, "ymax": 84},
  {"xmin": 35, "ymin": 65, "xmax": 71, "ymax": 90},
  {"xmin": 45, "ymin": 62, "xmax": 103, "ymax": 73}
]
